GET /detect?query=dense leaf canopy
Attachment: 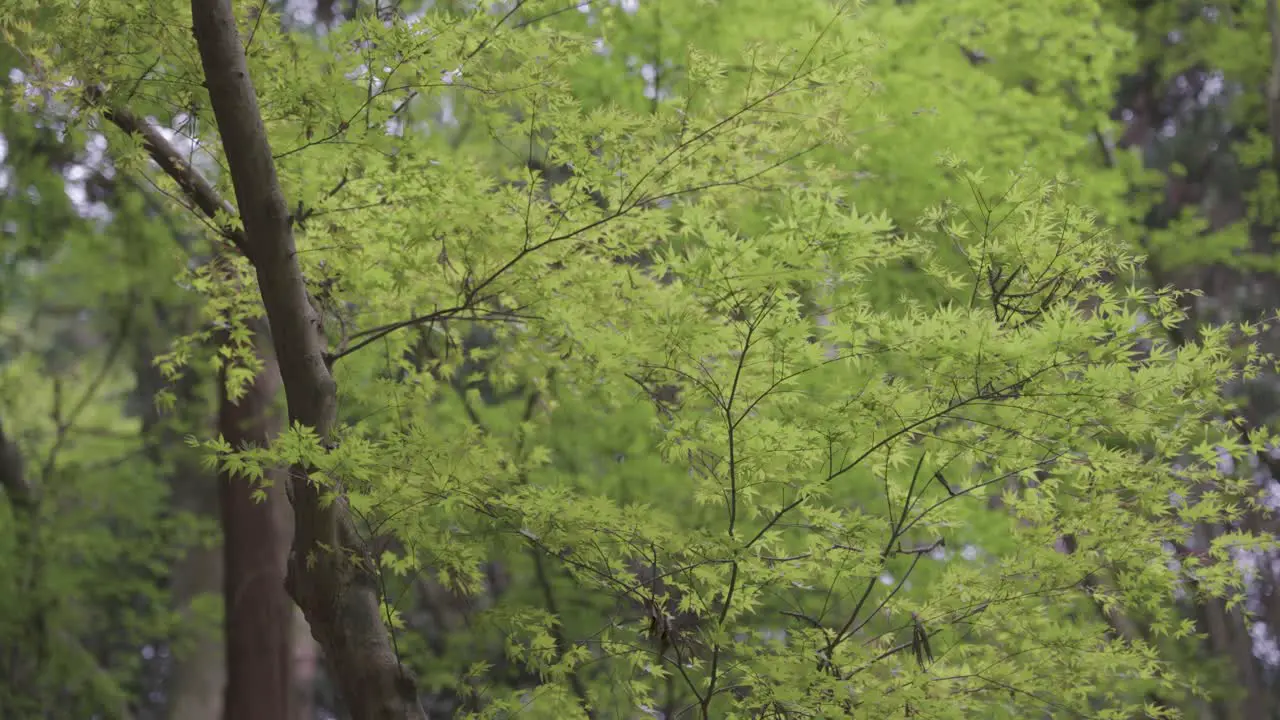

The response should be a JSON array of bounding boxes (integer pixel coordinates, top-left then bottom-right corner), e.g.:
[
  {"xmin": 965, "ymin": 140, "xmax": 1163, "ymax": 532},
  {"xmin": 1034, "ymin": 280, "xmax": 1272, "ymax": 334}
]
[{"xmin": 2, "ymin": 1, "xmax": 1279, "ymax": 718}]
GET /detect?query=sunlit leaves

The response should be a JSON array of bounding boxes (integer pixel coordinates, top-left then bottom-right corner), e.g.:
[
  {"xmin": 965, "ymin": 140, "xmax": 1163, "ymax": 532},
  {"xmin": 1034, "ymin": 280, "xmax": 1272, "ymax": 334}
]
[{"xmin": 7, "ymin": 0, "xmax": 1273, "ymax": 716}]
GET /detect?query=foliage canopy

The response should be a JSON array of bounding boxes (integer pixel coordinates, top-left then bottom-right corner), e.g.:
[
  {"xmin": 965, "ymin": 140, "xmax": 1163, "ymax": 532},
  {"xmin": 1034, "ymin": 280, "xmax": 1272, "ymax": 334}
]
[{"xmin": 1, "ymin": 0, "xmax": 1277, "ymax": 718}]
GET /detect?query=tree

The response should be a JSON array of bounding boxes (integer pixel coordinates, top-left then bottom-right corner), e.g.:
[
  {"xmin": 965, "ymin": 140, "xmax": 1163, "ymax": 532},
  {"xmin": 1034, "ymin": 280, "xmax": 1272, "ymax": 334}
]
[{"xmin": 3, "ymin": 0, "xmax": 1276, "ymax": 718}]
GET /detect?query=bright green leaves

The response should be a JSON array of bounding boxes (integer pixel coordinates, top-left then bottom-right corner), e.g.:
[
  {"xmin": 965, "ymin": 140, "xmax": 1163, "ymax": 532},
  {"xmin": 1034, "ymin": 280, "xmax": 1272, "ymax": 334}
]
[
  {"xmin": 151, "ymin": 256, "xmax": 265, "ymax": 401},
  {"xmin": 10, "ymin": 0, "xmax": 1271, "ymax": 716}
]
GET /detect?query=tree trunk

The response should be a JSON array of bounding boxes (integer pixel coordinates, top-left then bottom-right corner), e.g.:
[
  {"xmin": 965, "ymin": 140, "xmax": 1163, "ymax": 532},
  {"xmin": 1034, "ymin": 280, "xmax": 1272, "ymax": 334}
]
[
  {"xmin": 188, "ymin": 1, "xmax": 426, "ymax": 717},
  {"xmin": 218, "ymin": 323, "xmax": 294, "ymax": 720}
]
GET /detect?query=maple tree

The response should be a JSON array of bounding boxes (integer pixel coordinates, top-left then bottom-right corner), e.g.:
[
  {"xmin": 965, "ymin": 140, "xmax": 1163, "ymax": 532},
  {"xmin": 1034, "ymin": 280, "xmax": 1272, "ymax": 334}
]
[{"xmin": 1, "ymin": 1, "xmax": 1278, "ymax": 718}]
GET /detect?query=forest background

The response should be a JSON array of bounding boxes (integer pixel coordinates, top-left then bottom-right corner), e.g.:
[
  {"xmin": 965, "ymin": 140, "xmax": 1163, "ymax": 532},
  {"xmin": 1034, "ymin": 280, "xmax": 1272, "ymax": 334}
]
[{"xmin": 3, "ymin": 0, "xmax": 1280, "ymax": 718}]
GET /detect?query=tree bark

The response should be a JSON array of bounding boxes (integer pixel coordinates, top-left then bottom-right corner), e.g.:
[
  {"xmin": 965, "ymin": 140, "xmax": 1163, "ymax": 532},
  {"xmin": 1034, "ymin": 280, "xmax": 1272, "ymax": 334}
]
[
  {"xmin": 218, "ymin": 323, "xmax": 294, "ymax": 720},
  {"xmin": 188, "ymin": 1, "xmax": 425, "ymax": 717}
]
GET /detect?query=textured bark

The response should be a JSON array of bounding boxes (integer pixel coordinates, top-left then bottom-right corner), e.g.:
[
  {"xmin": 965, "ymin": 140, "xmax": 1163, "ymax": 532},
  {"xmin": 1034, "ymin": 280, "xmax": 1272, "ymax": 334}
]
[
  {"xmin": 189, "ymin": 1, "xmax": 425, "ymax": 718},
  {"xmin": 218, "ymin": 325, "xmax": 294, "ymax": 720}
]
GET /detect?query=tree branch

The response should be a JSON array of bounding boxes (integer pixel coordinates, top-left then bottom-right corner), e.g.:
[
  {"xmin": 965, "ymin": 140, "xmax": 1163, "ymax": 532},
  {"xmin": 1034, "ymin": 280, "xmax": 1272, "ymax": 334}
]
[{"xmin": 87, "ymin": 86, "xmax": 248, "ymax": 257}]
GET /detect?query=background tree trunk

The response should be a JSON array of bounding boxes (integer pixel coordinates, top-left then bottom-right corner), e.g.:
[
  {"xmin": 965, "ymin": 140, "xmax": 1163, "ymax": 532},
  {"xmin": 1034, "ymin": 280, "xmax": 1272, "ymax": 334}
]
[{"xmin": 218, "ymin": 323, "xmax": 294, "ymax": 720}]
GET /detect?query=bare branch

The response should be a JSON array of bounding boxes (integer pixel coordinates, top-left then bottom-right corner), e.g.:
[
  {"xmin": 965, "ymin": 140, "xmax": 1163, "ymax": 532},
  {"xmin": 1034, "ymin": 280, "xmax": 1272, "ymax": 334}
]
[{"xmin": 87, "ymin": 86, "xmax": 248, "ymax": 256}]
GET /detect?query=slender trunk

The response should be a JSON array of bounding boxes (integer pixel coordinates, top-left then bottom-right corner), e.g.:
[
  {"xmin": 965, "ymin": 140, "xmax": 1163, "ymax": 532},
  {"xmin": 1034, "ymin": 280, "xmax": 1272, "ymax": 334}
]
[
  {"xmin": 189, "ymin": 1, "xmax": 425, "ymax": 716},
  {"xmin": 276, "ymin": 452, "xmax": 319, "ymax": 720},
  {"xmin": 315, "ymin": 0, "xmax": 338, "ymax": 27},
  {"xmin": 218, "ymin": 323, "xmax": 294, "ymax": 720},
  {"xmin": 101, "ymin": 4, "xmax": 427, "ymax": 714}
]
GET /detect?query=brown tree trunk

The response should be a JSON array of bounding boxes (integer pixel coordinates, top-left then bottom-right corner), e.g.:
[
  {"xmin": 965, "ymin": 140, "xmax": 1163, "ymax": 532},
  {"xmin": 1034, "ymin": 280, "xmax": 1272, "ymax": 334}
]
[
  {"xmin": 189, "ymin": 1, "xmax": 425, "ymax": 717},
  {"xmin": 218, "ymin": 325, "xmax": 294, "ymax": 720},
  {"xmin": 277, "ymin": 462, "xmax": 319, "ymax": 720}
]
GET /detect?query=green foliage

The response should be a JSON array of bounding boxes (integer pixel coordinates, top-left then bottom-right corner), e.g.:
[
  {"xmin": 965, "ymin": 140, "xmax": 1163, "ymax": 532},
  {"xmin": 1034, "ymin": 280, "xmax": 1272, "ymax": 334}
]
[
  {"xmin": 3, "ymin": 0, "xmax": 1277, "ymax": 717},
  {"xmin": 0, "ymin": 327, "xmax": 207, "ymax": 716},
  {"xmin": 0, "ymin": 59, "xmax": 213, "ymax": 714}
]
